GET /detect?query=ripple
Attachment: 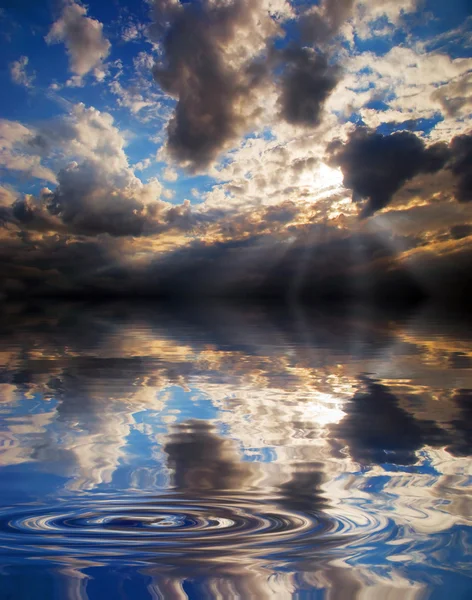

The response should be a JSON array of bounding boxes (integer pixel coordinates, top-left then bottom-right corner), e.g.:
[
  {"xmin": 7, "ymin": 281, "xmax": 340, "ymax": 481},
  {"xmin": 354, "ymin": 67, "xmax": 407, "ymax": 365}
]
[{"xmin": 0, "ymin": 493, "xmax": 355, "ymax": 564}]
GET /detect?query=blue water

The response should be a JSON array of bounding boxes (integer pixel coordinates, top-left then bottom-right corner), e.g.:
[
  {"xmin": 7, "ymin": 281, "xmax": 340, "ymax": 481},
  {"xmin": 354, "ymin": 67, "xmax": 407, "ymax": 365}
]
[{"xmin": 0, "ymin": 301, "xmax": 471, "ymax": 599}]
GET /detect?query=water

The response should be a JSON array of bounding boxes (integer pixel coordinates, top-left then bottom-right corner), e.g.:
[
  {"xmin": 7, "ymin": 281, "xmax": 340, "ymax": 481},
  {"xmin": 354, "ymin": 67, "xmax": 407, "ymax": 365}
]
[{"xmin": 0, "ymin": 301, "xmax": 470, "ymax": 599}]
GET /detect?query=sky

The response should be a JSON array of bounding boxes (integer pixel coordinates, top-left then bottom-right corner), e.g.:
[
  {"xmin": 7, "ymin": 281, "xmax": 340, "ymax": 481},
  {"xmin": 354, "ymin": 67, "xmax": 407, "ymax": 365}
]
[{"xmin": 0, "ymin": 0, "xmax": 471, "ymax": 301}]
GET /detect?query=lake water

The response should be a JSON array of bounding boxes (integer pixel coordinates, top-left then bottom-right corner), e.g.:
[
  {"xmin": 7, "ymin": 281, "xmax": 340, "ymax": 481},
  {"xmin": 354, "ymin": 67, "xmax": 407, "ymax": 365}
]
[{"xmin": 0, "ymin": 301, "xmax": 470, "ymax": 599}]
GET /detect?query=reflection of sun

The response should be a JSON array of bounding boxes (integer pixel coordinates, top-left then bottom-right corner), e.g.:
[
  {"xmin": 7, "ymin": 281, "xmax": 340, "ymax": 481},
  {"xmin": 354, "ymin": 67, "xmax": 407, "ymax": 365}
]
[{"xmin": 303, "ymin": 392, "xmax": 347, "ymax": 426}]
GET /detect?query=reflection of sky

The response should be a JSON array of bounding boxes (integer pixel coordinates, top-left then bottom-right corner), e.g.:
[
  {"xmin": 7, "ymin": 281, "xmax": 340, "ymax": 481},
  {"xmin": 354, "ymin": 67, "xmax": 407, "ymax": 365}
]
[{"xmin": 0, "ymin": 302, "xmax": 471, "ymax": 599}]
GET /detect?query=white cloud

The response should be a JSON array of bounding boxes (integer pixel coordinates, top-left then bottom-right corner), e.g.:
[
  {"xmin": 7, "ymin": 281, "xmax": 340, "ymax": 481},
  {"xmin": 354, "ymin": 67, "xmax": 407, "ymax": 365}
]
[
  {"xmin": 0, "ymin": 185, "xmax": 17, "ymax": 207},
  {"xmin": 121, "ymin": 21, "xmax": 145, "ymax": 42},
  {"xmin": 133, "ymin": 51, "xmax": 155, "ymax": 72},
  {"xmin": 45, "ymin": 0, "xmax": 110, "ymax": 79},
  {"xmin": 162, "ymin": 166, "xmax": 178, "ymax": 182},
  {"xmin": 109, "ymin": 80, "xmax": 154, "ymax": 114},
  {"xmin": 344, "ymin": 0, "xmax": 420, "ymax": 41},
  {"xmin": 134, "ymin": 158, "xmax": 152, "ymax": 171},
  {"xmin": 328, "ymin": 46, "xmax": 472, "ymax": 140},
  {"xmin": 162, "ymin": 188, "xmax": 175, "ymax": 200},
  {"xmin": 0, "ymin": 120, "xmax": 57, "ymax": 183},
  {"xmin": 10, "ymin": 56, "xmax": 35, "ymax": 88}
]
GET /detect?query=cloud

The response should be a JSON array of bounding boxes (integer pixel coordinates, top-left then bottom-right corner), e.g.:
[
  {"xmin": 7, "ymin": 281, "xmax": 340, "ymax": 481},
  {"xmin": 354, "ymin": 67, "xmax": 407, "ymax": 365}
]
[
  {"xmin": 298, "ymin": 0, "xmax": 355, "ymax": 44},
  {"xmin": 448, "ymin": 133, "xmax": 472, "ymax": 203},
  {"xmin": 450, "ymin": 224, "xmax": 472, "ymax": 240},
  {"xmin": 331, "ymin": 378, "xmax": 450, "ymax": 465},
  {"xmin": 431, "ymin": 72, "xmax": 472, "ymax": 118},
  {"xmin": 278, "ymin": 46, "xmax": 340, "ymax": 126},
  {"xmin": 162, "ymin": 166, "xmax": 178, "ymax": 182},
  {"xmin": 329, "ymin": 127, "xmax": 450, "ymax": 216},
  {"xmin": 1, "ymin": 104, "xmax": 196, "ymax": 238},
  {"xmin": 2, "ymin": 180, "xmax": 471, "ymax": 303},
  {"xmin": 329, "ymin": 46, "xmax": 472, "ymax": 142},
  {"xmin": 0, "ymin": 120, "xmax": 57, "ymax": 183},
  {"xmin": 45, "ymin": 0, "xmax": 110, "ymax": 79},
  {"xmin": 0, "ymin": 185, "xmax": 17, "ymax": 208},
  {"xmin": 149, "ymin": 0, "xmax": 285, "ymax": 169},
  {"xmin": 10, "ymin": 161, "xmax": 194, "ymax": 238},
  {"xmin": 148, "ymin": 0, "xmax": 352, "ymax": 168},
  {"xmin": 164, "ymin": 420, "xmax": 257, "ymax": 493},
  {"xmin": 10, "ymin": 56, "xmax": 35, "ymax": 87},
  {"xmin": 31, "ymin": 103, "xmax": 130, "ymax": 170},
  {"xmin": 121, "ymin": 21, "xmax": 145, "ymax": 42},
  {"xmin": 109, "ymin": 80, "xmax": 154, "ymax": 114},
  {"xmin": 347, "ymin": 0, "xmax": 419, "ymax": 41},
  {"xmin": 134, "ymin": 158, "xmax": 152, "ymax": 171}
]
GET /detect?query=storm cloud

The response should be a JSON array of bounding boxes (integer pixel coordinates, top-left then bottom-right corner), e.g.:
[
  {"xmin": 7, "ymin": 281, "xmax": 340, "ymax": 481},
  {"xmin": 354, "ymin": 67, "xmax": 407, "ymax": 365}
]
[
  {"xmin": 448, "ymin": 133, "xmax": 472, "ymax": 203},
  {"xmin": 278, "ymin": 47, "xmax": 340, "ymax": 126},
  {"xmin": 150, "ymin": 0, "xmax": 278, "ymax": 169},
  {"xmin": 149, "ymin": 0, "xmax": 349, "ymax": 167},
  {"xmin": 329, "ymin": 127, "xmax": 450, "ymax": 216}
]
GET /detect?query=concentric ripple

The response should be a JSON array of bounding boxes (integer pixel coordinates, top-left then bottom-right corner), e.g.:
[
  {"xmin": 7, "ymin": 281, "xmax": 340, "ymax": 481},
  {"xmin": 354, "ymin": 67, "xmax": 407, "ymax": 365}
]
[{"xmin": 0, "ymin": 493, "xmax": 359, "ymax": 564}]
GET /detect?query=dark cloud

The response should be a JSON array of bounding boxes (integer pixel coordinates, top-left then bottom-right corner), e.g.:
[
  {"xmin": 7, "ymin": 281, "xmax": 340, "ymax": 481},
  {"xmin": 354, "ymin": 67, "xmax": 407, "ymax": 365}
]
[
  {"xmin": 164, "ymin": 420, "xmax": 256, "ymax": 493},
  {"xmin": 331, "ymin": 378, "xmax": 450, "ymax": 465},
  {"xmin": 448, "ymin": 133, "xmax": 472, "ymax": 203},
  {"xmin": 450, "ymin": 224, "xmax": 472, "ymax": 240},
  {"xmin": 446, "ymin": 389, "xmax": 472, "ymax": 457},
  {"xmin": 9, "ymin": 161, "xmax": 193, "ymax": 237},
  {"xmin": 328, "ymin": 127, "xmax": 450, "ymax": 216},
  {"xmin": 150, "ymin": 0, "xmax": 274, "ymax": 168},
  {"xmin": 1, "ymin": 180, "xmax": 471, "ymax": 306},
  {"xmin": 0, "ymin": 215, "xmax": 460, "ymax": 304},
  {"xmin": 277, "ymin": 464, "xmax": 327, "ymax": 513},
  {"xmin": 149, "ymin": 0, "xmax": 349, "ymax": 167},
  {"xmin": 278, "ymin": 47, "xmax": 340, "ymax": 126},
  {"xmin": 298, "ymin": 0, "xmax": 355, "ymax": 44},
  {"xmin": 329, "ymin": 128, "xmax": 472, "ymax": 215}
]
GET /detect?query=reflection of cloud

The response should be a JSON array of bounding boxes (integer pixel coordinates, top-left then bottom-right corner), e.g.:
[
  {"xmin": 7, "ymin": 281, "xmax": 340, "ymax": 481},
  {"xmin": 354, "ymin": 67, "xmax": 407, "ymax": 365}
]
[
  {"xmin": 0, "ymin": 303, "xmax": 471, "ymax": 597},
  {"xmin": 332, "ymin": 377, "xmax": 450, "ymax": 465},
  {"xmin": 164, "ymin": 419, "xmax": 258, "ymax": 493},
  {"xmin": 0, "ymin": 410, "xmax": 56, "ymax": 467}
]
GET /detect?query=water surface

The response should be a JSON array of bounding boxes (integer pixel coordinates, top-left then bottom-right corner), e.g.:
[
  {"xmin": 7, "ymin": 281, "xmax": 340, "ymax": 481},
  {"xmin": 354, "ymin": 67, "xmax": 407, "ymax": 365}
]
[{"xmin": 0, "ymin": 302, "xmax": 471, "ymax": 599}]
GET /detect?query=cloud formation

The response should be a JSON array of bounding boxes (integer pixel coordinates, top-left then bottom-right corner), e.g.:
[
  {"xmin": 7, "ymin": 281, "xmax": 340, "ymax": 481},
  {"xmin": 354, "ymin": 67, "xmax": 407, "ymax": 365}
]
[
  {"xmin": 0, "ymin": 0, "xmax": 470, "ymax": 304},
  {"xmin": 329, "ymin": 128, "xmax": 450, "ymax": 215},
  {"xmin": 0, "ymin": 104, "xmax": 196, "ymax": 238},
  {"xmin": 150, "ymin": 0, "xmax": 281, "ymax": 169},
  {"xmin": 148, "ymin": 0, "xmax": 351, "ymax": 168},
  {"xmin": 448, "ymin": 133, "xmax": 472, "ymax": 203},
  {"xmin": 45, "ymin": 0, "xmax": 110, "ymax": 80},
  {"xmin": 298, "ymin": 0, "xmax": 355, "ymax": 44},
  {"xmin": 164, "ymin": 420, "xmax": 257, "ymax": 493},
  {"xmin": 332, "ymin": 378, "xmax": 450, "ymax": 465},
  {"xmin": 278, "ymin": 47, "xmax": 340, "ymax": 126},
  {"xmin": 10, "ymin": 56, "xmax": 35, "ymax": 88},
  {"xmin": 0, "ymin": 120, "xmax": 57, "ymax": 183}
]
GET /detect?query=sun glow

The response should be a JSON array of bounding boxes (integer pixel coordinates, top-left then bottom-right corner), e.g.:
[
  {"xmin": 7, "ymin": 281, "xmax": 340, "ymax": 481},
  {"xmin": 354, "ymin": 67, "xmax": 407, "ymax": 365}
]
[{"xmin": 299, "ymin": 163, "xmax": 344, "ymax": 198}]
